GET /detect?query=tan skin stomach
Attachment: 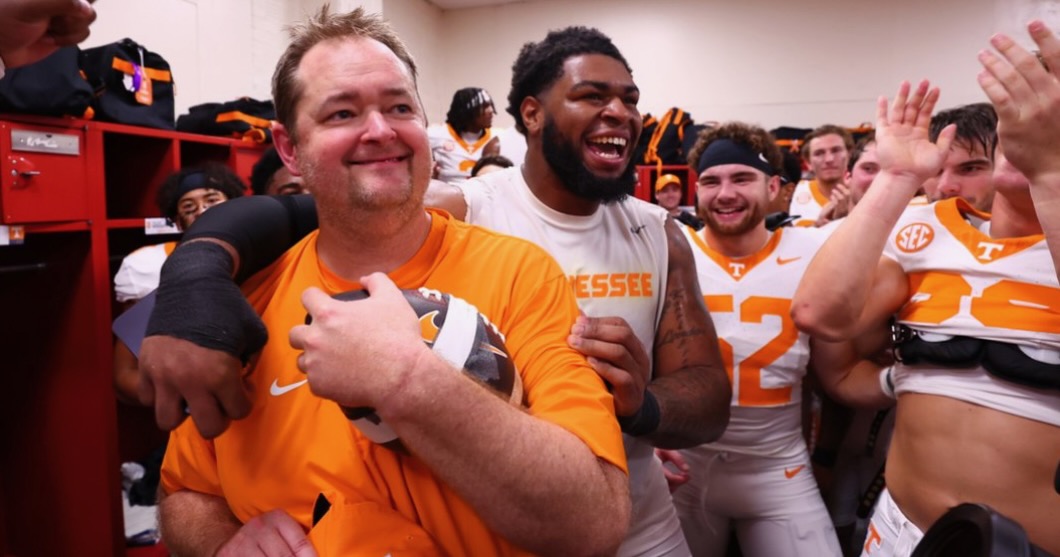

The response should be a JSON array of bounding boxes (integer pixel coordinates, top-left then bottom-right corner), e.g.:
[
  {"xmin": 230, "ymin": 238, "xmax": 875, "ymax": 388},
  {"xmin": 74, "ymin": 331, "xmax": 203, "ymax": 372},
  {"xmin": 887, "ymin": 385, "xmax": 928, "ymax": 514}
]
[{"xmin": 887, "ymin": 393, "xmax": 1060, "ymax": 554}]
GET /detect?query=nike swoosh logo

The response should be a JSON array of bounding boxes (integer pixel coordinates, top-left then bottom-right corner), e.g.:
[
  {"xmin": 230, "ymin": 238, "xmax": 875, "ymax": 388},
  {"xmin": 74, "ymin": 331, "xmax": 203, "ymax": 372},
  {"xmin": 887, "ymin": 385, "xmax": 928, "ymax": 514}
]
[
  {"xmin": 784, "ymin": 465, "xmax": 805, "ymax": 479},
  {"xmin": 631, "ymin": 224, "xmax": 647, "ymax": 234},
  {"xmin": 776, "ymin": 256, "xmax": 802, "ymax": 265},
  {"xmin": 269, "ymin": 378, "xmax": 308, "ymax": 396}
]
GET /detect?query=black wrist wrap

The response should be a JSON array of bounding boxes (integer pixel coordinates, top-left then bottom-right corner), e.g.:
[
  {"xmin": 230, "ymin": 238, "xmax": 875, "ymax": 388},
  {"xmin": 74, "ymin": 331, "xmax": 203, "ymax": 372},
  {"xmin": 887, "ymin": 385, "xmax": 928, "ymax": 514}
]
[
  {"xmin": 618, "ymin": 389, "xmax": 661, "ymax": 437},
  {"xmin": 145, "ymin": 241, "xmax": 267, "ymax": 363}
]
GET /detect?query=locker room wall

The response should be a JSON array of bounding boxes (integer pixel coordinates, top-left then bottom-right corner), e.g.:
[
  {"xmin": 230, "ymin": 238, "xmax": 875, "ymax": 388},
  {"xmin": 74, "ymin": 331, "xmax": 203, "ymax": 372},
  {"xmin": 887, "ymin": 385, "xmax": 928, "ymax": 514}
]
[{"xmin": 84, "ymin": 0, "xmax": 1054, "ymax": 134}]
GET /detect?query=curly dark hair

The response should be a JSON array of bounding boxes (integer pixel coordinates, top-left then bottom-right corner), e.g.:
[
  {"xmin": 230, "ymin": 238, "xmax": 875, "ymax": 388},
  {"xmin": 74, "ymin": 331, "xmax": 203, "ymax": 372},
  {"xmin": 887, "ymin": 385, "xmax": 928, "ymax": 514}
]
[
  {"xmin": 686, "ymin": 122, "xmax": 783, "ymax": 176},
  {"xmin": 507, "ymin": 26, "xmax": 631, "ymax": 135},
  {"xmin": 250, "ymin": 147, "xmax": 285, "ymax": 196},
  {"xmin": 446, "ymin": 87, "xmax": 494, "ymax": 133},
  {"xmin": 929, "ymin": 102, "xmax": 998, "ymax": 159},
  {"xmin": 471, "ymin": 154, "xmax": 514, "ymax": 176},
  {"xmin": 156, "ymin": 163, "xmax": 246, "ymax": 220}
]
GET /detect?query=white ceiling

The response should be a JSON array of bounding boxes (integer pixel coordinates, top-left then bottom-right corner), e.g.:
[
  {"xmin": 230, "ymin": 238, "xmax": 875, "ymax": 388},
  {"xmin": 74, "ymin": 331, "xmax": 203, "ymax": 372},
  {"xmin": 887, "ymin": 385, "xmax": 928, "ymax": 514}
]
[{"xmin": 426, "ymin": 0, "xmax": 535, "ymax": 11}]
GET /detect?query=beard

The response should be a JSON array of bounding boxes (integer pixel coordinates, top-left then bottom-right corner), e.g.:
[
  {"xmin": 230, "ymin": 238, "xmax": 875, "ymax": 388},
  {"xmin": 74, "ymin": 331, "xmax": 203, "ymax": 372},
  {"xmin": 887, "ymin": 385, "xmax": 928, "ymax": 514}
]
[
  {"xmin": 541, "ymin": 116, "xmax": 635, "ymax": 204},
  {"xmin": 300, "ymin": 156, "xmax": 423, "ymax": 233},
  {"xmin": 698, "ymin": 202, "xmax": 766, "ymax": 237}
]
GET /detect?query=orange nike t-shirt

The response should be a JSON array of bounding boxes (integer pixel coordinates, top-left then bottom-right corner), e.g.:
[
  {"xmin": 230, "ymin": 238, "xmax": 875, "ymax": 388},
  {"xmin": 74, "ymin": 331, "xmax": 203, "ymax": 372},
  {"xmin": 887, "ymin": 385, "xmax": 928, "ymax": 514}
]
[{"xmin": 161, "ymin": 209, "xmax": 626, "ymax": 556}]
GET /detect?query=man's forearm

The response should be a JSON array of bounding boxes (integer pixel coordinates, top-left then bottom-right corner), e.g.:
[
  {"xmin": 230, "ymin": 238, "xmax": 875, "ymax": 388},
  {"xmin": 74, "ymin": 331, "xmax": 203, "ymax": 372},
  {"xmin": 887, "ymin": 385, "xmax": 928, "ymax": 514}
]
[
  {"xmin": 180, "ymin": 194, "xmax": 318, "ymax": 282},
  {"xmin": 382, "ymin": 356, "xmax": 629, "ymax": 556},
  {"xmin": 646, "ymin": 368, "xmax": 731, "ymax": 449},
  {"xmin": 159, "ymin": 490, "xmax": 241, "ymax": 557},
  {"xmin": 811, "ymin": 338, "xmax": 895, "ymax": 410},
  {"xmin": 647, "ymin": 218, "xmax": 733, "ymax": 449}
]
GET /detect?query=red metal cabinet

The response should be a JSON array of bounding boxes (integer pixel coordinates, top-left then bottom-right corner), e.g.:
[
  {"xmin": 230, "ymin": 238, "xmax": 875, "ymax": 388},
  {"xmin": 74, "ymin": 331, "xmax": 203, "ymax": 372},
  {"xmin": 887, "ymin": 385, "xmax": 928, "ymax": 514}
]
[
  {"xmin": 0, "ymin": 121, "xmax": 89, "ymax": 223},
  {"xmin": 0, "ymin": 114, "xmax": 265, "ymax": 557}
]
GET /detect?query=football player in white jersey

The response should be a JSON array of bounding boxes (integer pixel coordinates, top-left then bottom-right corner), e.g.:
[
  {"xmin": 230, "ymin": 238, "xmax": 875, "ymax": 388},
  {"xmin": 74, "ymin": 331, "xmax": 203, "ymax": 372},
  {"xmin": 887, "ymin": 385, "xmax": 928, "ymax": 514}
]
[
  {"xmin": 135, "ymin": 26, "xmax": 733, "ymax": 557},
  {"xmin": 427, "ymin": 87, "xmax": 501, "ymax": 184},
  {"xmin": 660, "ymin": 121, "xmax": 844, "ymax": 556},
  {"xmin": 792, "ymin": 24, "xmax": 1060, "ymax": 555},
  {"xmin": 790, "ymin": 125, "xmax": 853, "ymax": 227}
]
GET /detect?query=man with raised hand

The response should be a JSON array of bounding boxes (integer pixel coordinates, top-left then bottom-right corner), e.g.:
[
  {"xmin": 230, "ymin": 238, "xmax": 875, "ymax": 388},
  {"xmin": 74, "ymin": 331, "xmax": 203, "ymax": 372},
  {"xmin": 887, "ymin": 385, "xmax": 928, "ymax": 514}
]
[
  {"xmin": 792, "ymin": 64, "xmax": 1060, "ymax": 556},
  {"xmin": 920, "ymin": 103, "xmax": 998, "ymax": 212}
]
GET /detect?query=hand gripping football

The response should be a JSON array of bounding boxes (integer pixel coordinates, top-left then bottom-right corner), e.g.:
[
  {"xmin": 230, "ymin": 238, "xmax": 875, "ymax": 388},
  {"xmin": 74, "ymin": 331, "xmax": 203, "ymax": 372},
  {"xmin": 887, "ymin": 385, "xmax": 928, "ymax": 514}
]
[{"xmin": 317, "ymin": 287, "xmax": 523, "ymax": 445}]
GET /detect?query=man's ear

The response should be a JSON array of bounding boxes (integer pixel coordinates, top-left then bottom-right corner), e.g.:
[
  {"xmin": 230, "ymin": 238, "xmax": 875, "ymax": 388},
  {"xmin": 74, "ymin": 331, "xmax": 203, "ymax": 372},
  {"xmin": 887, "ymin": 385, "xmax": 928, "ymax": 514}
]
[
  {"xmin": 767, "ymin": 175, "xmax": 781, "ymax": 201},
  {"xmin": 272, "ymin": 122, "xmax": 302, "ymax": 177},
  {"xmin": 520, "ymin": 96, "xmax": 544, "ymax": 136}
]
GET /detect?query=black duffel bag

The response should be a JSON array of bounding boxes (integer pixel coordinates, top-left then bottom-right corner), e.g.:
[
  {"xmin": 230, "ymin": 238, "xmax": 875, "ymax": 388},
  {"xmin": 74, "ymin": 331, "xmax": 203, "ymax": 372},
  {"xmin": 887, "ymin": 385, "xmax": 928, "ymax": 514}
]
[
  {"xmin": 81, "ymin": 38, "xmax": 175, "ymax": 129},
  {"xmin": 0, "ymin": 46, "xmax": 94, "ymax": 119},
  {"xmin": 177, "ymin": 97, "xmax": 276, "ymax": 143}
]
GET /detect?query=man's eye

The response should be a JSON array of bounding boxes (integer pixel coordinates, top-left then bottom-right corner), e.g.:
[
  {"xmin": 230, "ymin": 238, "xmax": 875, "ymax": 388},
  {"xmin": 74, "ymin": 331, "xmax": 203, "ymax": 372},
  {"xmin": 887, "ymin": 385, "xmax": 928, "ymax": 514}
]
[{"xmin": 329, "ymin": 110, "xmax": 354, "ymax": 121}]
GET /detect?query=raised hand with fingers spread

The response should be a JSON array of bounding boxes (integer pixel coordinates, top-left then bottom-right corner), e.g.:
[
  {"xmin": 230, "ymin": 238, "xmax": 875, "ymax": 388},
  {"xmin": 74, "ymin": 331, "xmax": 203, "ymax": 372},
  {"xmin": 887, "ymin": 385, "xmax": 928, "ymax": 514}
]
[
  {"xmin": 977, "ymin": 21, "xmax": 1060, "ymax": 180},
  {"xmin": 977, "ymin": 19, "xmax": 1060, "ymax": 284},
  {"xmin": 874, "ymin": 80, "xmax": 956, "ymax": 188}
]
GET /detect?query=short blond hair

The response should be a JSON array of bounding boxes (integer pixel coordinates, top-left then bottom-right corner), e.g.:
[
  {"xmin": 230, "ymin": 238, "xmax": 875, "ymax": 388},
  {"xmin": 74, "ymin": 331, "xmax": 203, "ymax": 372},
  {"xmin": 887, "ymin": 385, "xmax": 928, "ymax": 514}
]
[{"xmin": 272, "ymin": 4, "xmax": 418, "ymax": 143}]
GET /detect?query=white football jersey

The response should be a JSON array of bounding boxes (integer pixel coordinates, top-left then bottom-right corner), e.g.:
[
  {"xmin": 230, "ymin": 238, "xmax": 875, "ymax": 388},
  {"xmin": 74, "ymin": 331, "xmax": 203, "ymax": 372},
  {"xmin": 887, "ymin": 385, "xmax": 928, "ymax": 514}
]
[
  {"xmin": 114, "ymin": 241, "xmax": 176, "ymax": 303},
  {"xmin": 428, "ymin": 123, "xmax": 496, "ymax": 184},
  {"xmin": 789, "ymin": 179, "xmax": 829, "ymax": 227},
  {"xmin": 883, "ymin": 198, "xmax": 1060, "ymax": 426},
  {"xmin": 883, "ymin": 198, "xmax": 1060, "ymax": 348},
  {"xmin": 460, "ymin": 168, "xmax": 686, "ymax": 556},
  {"xmin": 684, "ymin": 225, "xmax": 828, "ymax": 457}
]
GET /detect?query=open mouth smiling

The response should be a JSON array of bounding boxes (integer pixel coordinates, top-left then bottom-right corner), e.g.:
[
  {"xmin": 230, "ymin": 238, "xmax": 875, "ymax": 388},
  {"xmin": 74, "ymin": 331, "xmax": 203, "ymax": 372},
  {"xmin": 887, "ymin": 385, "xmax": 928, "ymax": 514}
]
[{"xmin": 586, "ymin": 136, "xmax": 628, "ymax": 160}]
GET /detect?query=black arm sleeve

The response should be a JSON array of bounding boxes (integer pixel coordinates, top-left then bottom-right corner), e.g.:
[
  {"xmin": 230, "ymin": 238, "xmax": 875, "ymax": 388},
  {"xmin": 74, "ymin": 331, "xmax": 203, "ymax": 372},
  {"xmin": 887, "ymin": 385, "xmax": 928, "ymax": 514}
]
[{"xmin": 181, "ymin": 193, "xmax": 319, "ymax": 283}]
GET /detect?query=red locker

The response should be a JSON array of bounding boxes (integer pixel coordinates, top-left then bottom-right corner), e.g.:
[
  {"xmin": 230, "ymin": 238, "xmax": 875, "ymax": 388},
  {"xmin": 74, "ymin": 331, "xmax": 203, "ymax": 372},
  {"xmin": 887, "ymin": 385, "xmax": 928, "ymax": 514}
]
[{"xmin": 0, "ymin": 120, "xmax": 89, "ymax": 223}]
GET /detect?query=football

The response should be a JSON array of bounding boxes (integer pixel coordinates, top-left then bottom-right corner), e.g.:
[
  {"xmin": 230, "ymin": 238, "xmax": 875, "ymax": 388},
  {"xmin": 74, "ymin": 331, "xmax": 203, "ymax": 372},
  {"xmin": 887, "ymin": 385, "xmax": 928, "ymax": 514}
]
[{"xmin": 310, "ymin": 287, "xmax": 522, "ymax": 445}]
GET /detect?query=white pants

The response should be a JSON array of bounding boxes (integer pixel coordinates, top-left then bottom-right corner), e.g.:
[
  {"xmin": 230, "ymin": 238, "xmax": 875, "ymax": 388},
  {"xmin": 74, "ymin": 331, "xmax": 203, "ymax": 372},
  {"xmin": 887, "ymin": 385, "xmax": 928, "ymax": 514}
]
[
  {"xmin": 860, "ymin": 488, "xmax": 924, "ymax": 557},
  {"xmin": 672, "ymin": 447, "xmax": 842, "ymax": 557}
]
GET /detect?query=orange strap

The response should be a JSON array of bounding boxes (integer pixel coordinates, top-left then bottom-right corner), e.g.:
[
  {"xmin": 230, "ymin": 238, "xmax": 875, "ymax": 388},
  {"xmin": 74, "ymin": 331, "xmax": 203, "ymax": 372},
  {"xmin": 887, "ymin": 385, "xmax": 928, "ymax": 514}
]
[
  {"xmin": 111, "ymin": 57, "xmax": 172, "ymax": 82},
  {"xmin": 644, "ymin": 108, "xmax": 686, "ymax": 165},
  {"xmin": 644, "ymin": 110, "xmax": 673, "ymax": 164},
  {"xmin": 216, "ymin": 111, "xmax": 273, "ymax": 130},
  {"xmin": 240, "ymin": 128, "xmax": 268, "ymax": 144},
  {"xmin": 775, "ymin": 138, "xmax": 803, "ymax": 153}
]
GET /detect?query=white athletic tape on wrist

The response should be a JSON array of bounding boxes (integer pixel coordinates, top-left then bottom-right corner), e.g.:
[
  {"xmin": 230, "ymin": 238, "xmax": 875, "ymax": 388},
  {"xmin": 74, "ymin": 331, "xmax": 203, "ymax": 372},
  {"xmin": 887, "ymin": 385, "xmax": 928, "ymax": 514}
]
[{"xmin": 879, "ymin": 365, "xmax": 896, "ymax": 400}]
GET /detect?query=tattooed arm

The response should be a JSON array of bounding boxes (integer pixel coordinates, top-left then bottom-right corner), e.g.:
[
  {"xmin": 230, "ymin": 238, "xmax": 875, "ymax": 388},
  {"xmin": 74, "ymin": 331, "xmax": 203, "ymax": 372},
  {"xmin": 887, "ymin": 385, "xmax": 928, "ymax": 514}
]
[
  {"xmin": 567, "ymin": 218, "xmax": 732, "ymax": 448},
  {"xmin": 644, "ymin": 218, "xmax": 731, "ymax": 448}
]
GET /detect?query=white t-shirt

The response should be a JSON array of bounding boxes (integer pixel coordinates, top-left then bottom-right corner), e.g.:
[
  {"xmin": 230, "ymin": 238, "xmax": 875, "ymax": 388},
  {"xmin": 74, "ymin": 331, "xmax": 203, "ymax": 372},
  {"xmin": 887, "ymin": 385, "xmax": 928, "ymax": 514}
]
[{"xmin": 460, "ymin": 167, "xmax": 687, "ymax": 556}]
